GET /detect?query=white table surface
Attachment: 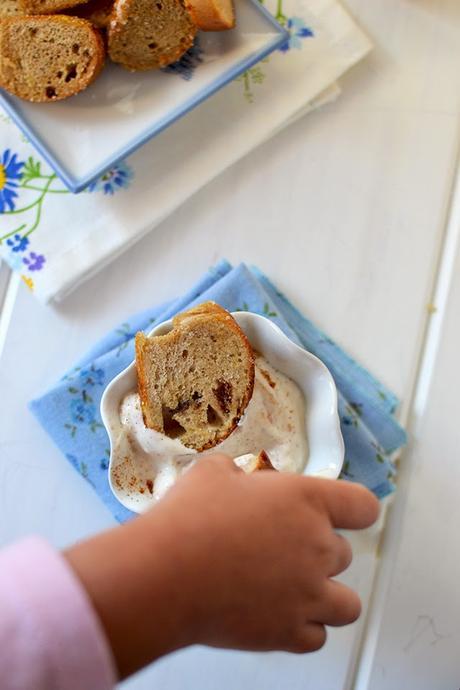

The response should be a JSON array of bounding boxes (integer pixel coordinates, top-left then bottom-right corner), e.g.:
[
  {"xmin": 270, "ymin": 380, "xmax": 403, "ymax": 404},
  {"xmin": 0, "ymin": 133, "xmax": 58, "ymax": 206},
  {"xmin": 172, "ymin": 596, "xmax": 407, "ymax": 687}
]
[{"xmin": 2, "ymin": 0, "xmax": 460, "ymax": 688}]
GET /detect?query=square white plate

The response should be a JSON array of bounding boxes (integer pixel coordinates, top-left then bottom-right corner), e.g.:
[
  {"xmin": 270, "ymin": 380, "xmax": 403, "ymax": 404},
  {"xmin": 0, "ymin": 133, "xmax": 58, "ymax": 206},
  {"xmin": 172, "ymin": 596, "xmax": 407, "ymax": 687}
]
[{"xmin": 0, "ymin": 0, "xmax": 287, "ymax": 192}]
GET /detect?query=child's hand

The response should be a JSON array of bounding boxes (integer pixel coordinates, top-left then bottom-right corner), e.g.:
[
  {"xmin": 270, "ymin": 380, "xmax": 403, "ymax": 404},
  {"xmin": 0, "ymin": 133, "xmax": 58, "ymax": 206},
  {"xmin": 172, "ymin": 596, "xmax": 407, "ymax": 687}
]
[
  {"xmin": 156, "ymin": 454, "xmax": 379, "ymax": 652},
  {"xmin": 66, "ymin": 455, "xmax": 379, "ymax": 679}
]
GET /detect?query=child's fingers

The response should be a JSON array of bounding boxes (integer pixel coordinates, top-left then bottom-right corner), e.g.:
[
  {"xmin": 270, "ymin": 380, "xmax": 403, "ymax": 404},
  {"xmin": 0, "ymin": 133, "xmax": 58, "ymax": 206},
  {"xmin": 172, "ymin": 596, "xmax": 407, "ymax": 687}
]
[
  {"xmin": 197, "ymin": 453, "xmax": 241, "ymax": 473},
  {"xmin": 313, "ymin": 479, "xmax": 379, "ymax": 530},
  {"xmin": 328, "ymin": 534, "xmax": 353, "ymax": 577},
  {"xmin": 292, "ymin": 623, "xmax": 327, "ymax": 653},
  {"xmin": 315, "ymin": 580, "xmax": 362, "ymax": 627}
]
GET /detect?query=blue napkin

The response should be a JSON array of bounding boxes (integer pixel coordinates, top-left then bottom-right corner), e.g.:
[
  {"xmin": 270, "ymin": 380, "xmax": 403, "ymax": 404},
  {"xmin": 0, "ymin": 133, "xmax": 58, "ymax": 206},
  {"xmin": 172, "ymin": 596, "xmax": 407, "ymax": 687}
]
[{"xmin": 31, "ymin": 261, "xmax": 407, "ymax": 523}]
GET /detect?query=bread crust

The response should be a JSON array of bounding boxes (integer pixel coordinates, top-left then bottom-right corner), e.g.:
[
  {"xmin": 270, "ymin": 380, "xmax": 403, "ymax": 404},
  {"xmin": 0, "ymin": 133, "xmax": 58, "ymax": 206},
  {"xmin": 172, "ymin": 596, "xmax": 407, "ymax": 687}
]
[
  {"xmin": 20, "ymin": 0, "xmax": 90, "ymax": 13},
  {"xmin": 255, "ymin": 449, "xmax": 275, "ymax": 471},
  {"xmin": 67, "ymin": 0, "xmax": 113, "ymax": 28},
  {"xmin": 236, "ymin": 450, "xmax": 276, "ymax": 473},
  {"xmin": 173, "ymin": 301, "xmax": 229, "ymax": 323},
  {"xmin": 0, "ymin": 15, "xmax": 105, "ymax": 102},
  {"xmin": 135, "ymin": 302, "xmax": 255, "ymax": 452},
  {"xmin": 184, "ymin": 0, "xmax": 235, "ymax": 31},
  {"xmin": 134, "ymin": 331, "xmax": 152, "ymax": 430}
]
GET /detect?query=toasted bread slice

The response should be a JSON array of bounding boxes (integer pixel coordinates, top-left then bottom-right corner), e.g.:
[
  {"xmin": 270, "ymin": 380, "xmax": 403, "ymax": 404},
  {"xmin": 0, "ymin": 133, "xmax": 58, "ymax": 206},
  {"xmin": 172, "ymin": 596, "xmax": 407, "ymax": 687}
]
[
  {"xmin": 108, "ymin": 0, "xmax": 196, "ymax": 71},
  {"xmin": 0, "ymin": 1, "xmax": 24, "ymax": 16},
  {"xmin": 184, "ymin": 0, "xmax": 234, "ymax": 31},
  {"xmin": 173, "ymin": 301, "xmax": 230, "ymax": 325},
  {"xmin": 20, "ymin": 0, "xmax": 90, "ymax": 12},
  {"xmin": 0, "ymin": 15, "xmax": 104, "ymax": 102},
  {"xmin": 235, "ymin": 450, "xmax": 275, "ymax": 473},
  {"xmin": 135, "ymin": 302, "xmax": 255, "ymax": 451},
  {"xmin": 67, "ymin": 0, "xmax": 113, "ymax": 28}
]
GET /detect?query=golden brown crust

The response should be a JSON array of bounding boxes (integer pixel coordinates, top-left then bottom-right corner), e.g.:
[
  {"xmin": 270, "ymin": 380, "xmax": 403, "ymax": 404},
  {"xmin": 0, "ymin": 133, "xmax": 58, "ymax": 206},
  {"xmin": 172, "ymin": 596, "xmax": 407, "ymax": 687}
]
[
  {"xmin": 135, "ymin": 303, "xmax": 255, "ymax": 451},
  {"xmin": 134, "ymin": 332, "xmax": 152, "ymax": 429},
  {"xmin": 66, "ymin": 0, "xmax": 113, "ymax": 28},
  {"xmin": 173, "ymin": 301, "xmax": 228, "ymax": 324},
  {"xmin": 184, "ymin": 0, "xmax": 234, "ymax": 31},
  {"xmin": 256, "ymin": 450, "xmax": 275, "ymax": 471},
  {"xmin": 20, "ymin": 0, "xmax": 90, "ymax": 13},
  {"xmin": 236, "ymin": 450, "xmax": 276, "ymax": 474},
  {"xmin": 0, "ymin": 15, "xmax": 105, "ymax": 102}
]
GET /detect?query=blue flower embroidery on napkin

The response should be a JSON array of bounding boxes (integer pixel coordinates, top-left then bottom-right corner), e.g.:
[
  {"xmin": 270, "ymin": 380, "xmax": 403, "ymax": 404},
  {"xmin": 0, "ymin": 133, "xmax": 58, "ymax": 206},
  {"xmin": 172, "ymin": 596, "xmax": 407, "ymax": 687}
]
[
  {"xmin": 70, "ymin": 396, "xmax": 97, "ymax": 426},
  {"xmin": 22, "ymin": 251, "xmax": 46, "ymax": 271},
  {"xmin": 79, "ymin": 366, "xmax": 105, "ymax": 387},
  {"xmin": 6, "ymin": 233, "xmax": 29, "ymax": 252},
  {"xmin": 5, "ymin": 233, "xmax": 46, "ymax": 282},
  {"xmin": 280, "ymin": 17, "xmax": 314, "ymax": 52},
  {"xmin": 0, "ymin": 149, "xmax": 24, "ymax": 212},
  {"xmin": 88, "ymin": 162, "xmax": 134, "ymax": 195},
  {"xmin": 0, "ymin": 150, "xmax": 134, "ymax": 292},
  {"xmin": 63, "ymin": 365, "xmax": 106, "ymax": 437}
]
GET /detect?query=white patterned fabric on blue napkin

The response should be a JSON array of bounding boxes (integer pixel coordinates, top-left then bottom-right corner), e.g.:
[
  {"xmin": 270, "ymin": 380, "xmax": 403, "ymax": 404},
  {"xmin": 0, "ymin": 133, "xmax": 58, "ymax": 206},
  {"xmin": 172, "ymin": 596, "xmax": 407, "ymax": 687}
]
[
  {"xmin": 0, "ymin": 0, "xmax": 371, "ymax": 303},
  {"xmin": 30, "ymin": 261, "xmax": 406, "ymax": 524}
]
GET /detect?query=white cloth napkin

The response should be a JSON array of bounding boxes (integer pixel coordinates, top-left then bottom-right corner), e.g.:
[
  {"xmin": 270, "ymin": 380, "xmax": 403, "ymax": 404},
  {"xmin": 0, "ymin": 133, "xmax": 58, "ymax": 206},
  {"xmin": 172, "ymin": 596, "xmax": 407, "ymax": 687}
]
[{"xmin": 0, "ymin": 0, "xmax": 371, "ymax": 303}]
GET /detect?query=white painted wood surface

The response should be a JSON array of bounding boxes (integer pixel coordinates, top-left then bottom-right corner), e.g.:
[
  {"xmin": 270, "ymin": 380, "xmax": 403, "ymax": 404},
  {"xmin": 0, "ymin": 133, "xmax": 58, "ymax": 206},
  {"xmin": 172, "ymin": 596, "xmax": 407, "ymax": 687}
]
[
  {"xmin": 2, "ymin": 0, "xmax": 460, "ymax": 687},
  {"xmin": 360, "ymin": 201, "xmax": 460, "ymax": 690}
]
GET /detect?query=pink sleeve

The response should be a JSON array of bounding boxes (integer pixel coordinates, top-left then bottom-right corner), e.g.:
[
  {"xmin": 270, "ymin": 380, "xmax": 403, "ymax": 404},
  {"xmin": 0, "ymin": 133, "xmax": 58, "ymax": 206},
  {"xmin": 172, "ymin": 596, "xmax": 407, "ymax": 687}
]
[{"xmin": 0, "ymin": 536, "xmax": 116, "ymax": 690}]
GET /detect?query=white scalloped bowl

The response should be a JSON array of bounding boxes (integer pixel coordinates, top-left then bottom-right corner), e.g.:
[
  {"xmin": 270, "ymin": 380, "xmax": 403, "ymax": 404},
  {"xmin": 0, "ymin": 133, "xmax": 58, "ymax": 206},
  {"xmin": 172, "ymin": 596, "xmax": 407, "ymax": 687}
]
[{"xmin": 101, "ymin": 312, "xmax": 344, "ymax": 513}]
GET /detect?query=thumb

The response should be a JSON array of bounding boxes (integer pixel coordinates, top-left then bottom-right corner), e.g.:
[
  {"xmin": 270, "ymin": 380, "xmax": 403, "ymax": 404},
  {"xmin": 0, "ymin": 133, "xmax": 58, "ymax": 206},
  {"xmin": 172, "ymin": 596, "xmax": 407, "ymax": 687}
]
[{"xmin": 199, "ymin": 453, "xmax": 242, "ymax": 474}]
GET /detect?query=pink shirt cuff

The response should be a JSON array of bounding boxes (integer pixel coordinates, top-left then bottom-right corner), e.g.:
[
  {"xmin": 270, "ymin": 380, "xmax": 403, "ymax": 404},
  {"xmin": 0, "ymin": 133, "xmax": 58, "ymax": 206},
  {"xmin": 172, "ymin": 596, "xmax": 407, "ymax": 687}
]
[{"xmin": 0, "ymin": 536, "xmax": 116, "ymax": 690}]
